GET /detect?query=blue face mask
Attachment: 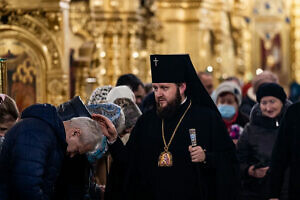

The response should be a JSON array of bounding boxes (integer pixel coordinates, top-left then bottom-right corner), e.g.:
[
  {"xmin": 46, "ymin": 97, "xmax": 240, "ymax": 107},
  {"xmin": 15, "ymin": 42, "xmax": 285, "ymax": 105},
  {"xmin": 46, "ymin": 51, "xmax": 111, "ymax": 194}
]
[{"xmin": 218, "ymin": 104, "xmax": 236, "ymax": 120}]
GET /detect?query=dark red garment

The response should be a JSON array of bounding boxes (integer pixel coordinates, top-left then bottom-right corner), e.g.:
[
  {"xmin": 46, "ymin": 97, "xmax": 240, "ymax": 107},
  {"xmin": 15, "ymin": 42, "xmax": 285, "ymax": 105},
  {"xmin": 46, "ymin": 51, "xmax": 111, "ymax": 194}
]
[{"xmin": 223, "ymin": 111, "xmax": 239, "ymax": 131}]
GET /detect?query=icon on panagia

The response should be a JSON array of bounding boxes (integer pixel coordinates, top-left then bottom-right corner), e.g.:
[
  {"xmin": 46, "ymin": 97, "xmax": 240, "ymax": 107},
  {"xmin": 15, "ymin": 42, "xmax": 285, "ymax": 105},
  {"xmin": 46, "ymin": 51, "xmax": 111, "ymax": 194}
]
[{"xmin": 158, "ymin": 150, "xmax": 173, "ymax": 167}]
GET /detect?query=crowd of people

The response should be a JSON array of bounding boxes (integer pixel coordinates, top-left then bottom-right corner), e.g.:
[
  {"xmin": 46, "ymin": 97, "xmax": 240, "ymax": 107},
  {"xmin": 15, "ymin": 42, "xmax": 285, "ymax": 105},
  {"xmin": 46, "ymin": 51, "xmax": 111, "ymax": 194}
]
[{"xmin": 0, "ymin": 54, "xmax": 299, "ymax": 200}]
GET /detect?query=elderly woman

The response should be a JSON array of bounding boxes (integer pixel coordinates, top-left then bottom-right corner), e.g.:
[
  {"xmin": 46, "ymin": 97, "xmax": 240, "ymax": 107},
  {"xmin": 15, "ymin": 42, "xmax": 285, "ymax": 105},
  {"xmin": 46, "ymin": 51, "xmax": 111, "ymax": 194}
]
[
  {"xmin": 214, "ymin": 81, "xmax": 249, "ymax": 143},
  {"xmin": 237, "ymin": 83, "xmax": 291, "ymax": 200},
  {"xmin": 0, "ymin": 94, "xmax": 19, "ymax": 151}
]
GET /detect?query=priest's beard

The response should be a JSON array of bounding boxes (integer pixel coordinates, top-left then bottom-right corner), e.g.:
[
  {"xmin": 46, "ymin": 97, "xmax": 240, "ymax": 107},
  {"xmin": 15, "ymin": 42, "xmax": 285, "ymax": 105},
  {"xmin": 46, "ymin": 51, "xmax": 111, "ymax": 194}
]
[{"xmin": 156, "ymin": 87, "xmax": 182, "ymax": 119}]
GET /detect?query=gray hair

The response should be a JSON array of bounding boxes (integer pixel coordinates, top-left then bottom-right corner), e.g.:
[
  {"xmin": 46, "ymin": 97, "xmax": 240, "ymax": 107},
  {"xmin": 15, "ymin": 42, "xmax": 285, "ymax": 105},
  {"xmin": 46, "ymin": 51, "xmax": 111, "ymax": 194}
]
[{"xmin": 69, "ymin": 117, "xmax": 103, "ymax": 152}]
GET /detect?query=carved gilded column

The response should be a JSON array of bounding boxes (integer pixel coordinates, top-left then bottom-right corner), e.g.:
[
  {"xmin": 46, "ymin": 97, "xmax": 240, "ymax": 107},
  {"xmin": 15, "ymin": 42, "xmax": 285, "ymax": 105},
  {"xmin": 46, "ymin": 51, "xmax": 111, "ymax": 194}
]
[
  {"xmin": 140, "ymin": 0, "xmax": 163, "ymax": 83},
  {"xmin": 70, "ymin": 0, "xmax": 158, "ymax": 99},
  {"xmin": 199, "ymin": 0, "xmax": 235, "ymax": 81},
  {"xmin": 0, "ymin": 58, "xmax": 7, "ymax": 94},
  {"xmin": 90, "ymin": 0, "xmax": 149, "ymax": 85},
  {"xmin": 230, "ymin": 0, "xmax": 252, "ymax": 81},
  {"xmin": 69, "ymin": 0, "xmax": 98, "ymax": 100},
  {"xmin": 155, "ymin": 0, "xmax": 204, "ymax": 71},
  {"xmin": 155, "ymin": 0, "xmax": 235, "ymax": 82},
  {"xmin": 251, "ymin": 0, "xmax": 291, "ymax": 86}
]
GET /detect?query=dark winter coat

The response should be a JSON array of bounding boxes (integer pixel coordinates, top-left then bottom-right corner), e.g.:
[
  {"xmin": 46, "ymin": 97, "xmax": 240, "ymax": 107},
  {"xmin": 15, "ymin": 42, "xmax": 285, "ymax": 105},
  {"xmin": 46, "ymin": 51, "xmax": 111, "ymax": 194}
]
[
  {"xmin": 235, "ymin": 111, "xmax": 250, "ymax": 128},
  {"xmin": 268, "ymin": 102, "xmax": 300, "ymax": 200},
  {"xmin": 54, "ymin": 96, "xmax": 93, "ymax": 200},
  {"xmin": 237, "ymin": 101, "xmax": 291, "ymax": 200},
  {"xmin": 240, "ymin": 95, "xmax": 256, "ymax": 117},
  {"xmin": 0, "ymin": 104, "xmax": 67, "ymax": 200}
]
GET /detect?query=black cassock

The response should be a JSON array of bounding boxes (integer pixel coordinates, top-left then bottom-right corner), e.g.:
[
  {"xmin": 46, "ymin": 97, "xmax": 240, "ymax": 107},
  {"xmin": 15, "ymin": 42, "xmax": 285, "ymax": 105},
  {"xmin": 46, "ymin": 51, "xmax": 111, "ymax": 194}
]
[{"xmin": 107, "ymin": 99, "xmax": 240, "ymax": 200}]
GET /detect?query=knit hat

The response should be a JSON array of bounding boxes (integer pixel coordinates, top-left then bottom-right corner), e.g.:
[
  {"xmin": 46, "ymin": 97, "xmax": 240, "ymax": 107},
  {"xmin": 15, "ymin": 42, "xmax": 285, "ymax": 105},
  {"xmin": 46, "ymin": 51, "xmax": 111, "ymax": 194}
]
[
  {"xmin": 88, "ymin": 85, "xmax": 113, "ymax": 105},
  {"xmin": 256, "ymin": 83, "xmax": 287, "ymax": 104},
  {"xmin": 213, "ymin": 81, "xmax": 242, "ymax": 106},
  {"xmin": 87, "ymin": 103, "xmax": 126, "ymax": 134}
]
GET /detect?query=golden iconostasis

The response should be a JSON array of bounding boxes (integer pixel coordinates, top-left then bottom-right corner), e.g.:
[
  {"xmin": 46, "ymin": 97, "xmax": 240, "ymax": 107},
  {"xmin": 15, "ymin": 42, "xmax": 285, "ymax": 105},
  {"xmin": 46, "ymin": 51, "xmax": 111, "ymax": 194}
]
[{"xmin": 0, "ymin": 0, "xmax": 299, "ymax": 108}]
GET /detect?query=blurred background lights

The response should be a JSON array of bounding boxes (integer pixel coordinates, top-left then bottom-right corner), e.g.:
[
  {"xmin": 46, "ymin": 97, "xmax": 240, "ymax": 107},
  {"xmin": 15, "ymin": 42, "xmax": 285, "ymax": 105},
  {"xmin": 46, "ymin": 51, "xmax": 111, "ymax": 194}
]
[
  {"xmin": 206, "ymin": 65, "xmax": 213, "ymax": 72},
  {"xmin": 256, "ymin": 68, "xmax": 263, "ymax": 75},
  {"xmin": 132, "ymin": 51, "xmax": 139, "ymax": 58},
  {"xmin": 100, "ymin": 51, "xmax": 106, "ymax": 58}
]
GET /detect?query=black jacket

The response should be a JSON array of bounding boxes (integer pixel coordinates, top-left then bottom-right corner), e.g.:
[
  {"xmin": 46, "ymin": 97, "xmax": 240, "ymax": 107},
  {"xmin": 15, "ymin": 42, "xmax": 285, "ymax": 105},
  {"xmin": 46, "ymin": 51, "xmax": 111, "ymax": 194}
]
[
  {"xmin": 55, "ymin": 96, "xmax": 93, "ymax": 200},
  {"xmin": 268, "ymin": 102, "xmax": 300, "ymax": 200},
  {"xmin": 0, "ymin": 104, "xmax": 67, "ymax": 200},
  {"xmin": 240, "ymin": 95, "xmax": 256, "ymax": 117},
  {"xmin": 237, "ymin": 102, "xmax": 291, "ymax": 200},
  {"xmin": 235, "ymin": 111, "xmax": 250, "ymax": 128}
]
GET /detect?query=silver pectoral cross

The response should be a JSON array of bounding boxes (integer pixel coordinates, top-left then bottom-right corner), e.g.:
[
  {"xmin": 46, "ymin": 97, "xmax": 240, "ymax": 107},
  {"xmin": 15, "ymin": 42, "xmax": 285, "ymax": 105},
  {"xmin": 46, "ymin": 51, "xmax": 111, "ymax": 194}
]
[{"xmin": 153, "ymin": 57, "xmax": 159, "ymax": 66}]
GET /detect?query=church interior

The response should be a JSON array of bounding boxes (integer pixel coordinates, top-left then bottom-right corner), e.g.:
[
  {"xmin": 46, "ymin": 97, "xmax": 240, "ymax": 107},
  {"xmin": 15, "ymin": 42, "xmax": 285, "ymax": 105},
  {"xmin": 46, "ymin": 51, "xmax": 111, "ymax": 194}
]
[{"xmin": 0, "ymin": 0, "xmax": 299, "ymax": 111}]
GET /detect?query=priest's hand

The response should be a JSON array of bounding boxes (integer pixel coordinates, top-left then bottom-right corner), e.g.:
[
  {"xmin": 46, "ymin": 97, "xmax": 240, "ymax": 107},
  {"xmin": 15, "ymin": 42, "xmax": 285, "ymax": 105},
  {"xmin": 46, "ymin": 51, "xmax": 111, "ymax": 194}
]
[
  {"xmin": 92, "ymin": 114, "xmax": 118, "ymax": 143},
  {"xmin": 189, "ymin": 145, "xmax": 206, "ymax": 163}
]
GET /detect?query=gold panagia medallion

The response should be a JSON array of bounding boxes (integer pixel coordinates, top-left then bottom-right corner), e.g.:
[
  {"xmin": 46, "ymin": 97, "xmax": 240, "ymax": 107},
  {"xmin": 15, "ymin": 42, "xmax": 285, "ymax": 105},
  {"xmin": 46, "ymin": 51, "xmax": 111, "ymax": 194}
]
[
  {"xmin": 158, "ymin": 151, "xmax": 173, "ymax": 167},
  {"xmin": 158, "ymin": 101, "xmax": 192, "ymax": 168}
]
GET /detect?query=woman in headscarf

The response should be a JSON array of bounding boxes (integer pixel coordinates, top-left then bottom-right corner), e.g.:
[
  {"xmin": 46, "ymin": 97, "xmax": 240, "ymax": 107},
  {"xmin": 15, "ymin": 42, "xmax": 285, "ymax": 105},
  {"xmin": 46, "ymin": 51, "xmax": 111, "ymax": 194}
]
[{"xmin": 87, "ymin": 85, "xmax": 142, "ymax": 200}]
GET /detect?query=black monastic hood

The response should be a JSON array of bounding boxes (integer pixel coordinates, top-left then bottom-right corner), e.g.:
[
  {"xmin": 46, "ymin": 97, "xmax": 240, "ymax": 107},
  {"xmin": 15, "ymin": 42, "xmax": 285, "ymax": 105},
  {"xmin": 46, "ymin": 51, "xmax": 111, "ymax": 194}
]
[{"xmin": 150, "ymin": 54, "xmax": 219, "ymax": 114}]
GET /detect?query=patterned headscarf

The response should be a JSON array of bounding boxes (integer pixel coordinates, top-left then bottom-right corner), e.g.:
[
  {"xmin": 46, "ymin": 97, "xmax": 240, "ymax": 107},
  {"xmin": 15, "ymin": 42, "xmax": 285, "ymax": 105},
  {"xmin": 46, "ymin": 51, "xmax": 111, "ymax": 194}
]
[
  {"xmin": 86, "ymin": 103, "xmax": 126, "ymax": 163},
  {"xmin": 88, "ymin": 85, "xmax": 113, "ymax": 105},
  {"xmin": 87, "ymin": 103, "xmax": 126, "ymax": 134}
]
